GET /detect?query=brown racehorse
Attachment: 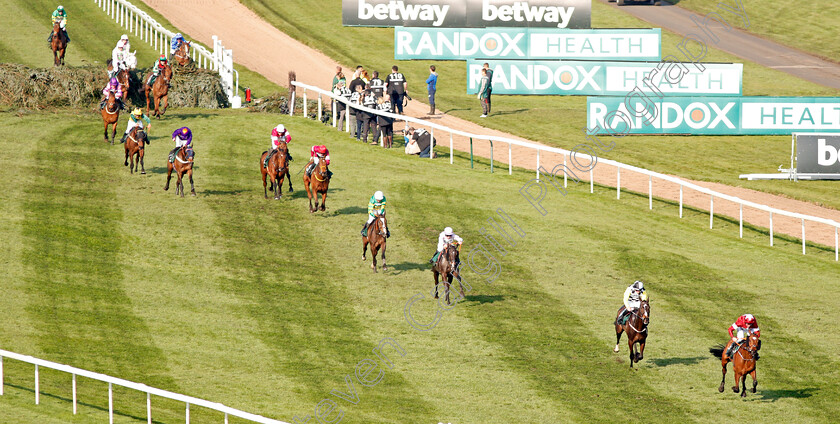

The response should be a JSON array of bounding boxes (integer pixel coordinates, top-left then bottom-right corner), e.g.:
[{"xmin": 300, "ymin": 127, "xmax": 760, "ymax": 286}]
[
  {"xmin": 303, "ymin": 155, "xmax": 330, "ymax": 212},
  {"xmin": 173, "ymin": 41, "xmax": 192, "ymax": 66},
  {"xmin": 614, "ymin": 299, "xmax": 650, "ymax": 368},
  {"xmin": 123, "ymin": 126, "xmax": 148, "ymax": 174},
  {"xmin": 710, "ymin": 334, "xmax": 760, "ymax": 397},
  {"xmin": 261, "ymin": 143, "xmax": 289, "ymax": 200},
  {"xmin": 362, "ymin": 214, "xmax": 388, "ymax": 272},
  {"xmin": 433, "ymin": 242, "xmax": 466, "ymax": 305},
  {"xmin": 165, "ymin": 145, "xmax": 195, "ymax": 197},
  {"xmin": 144, "ymin": 64, "xmax": 172, "ymax": 118},
  {"xmin": 116, "ymin": 69, "xmax": 131, "ymax": 93},
  {"xmin": 101, "ymin": 92, "xmax": 120, "ymax": 144},
  {"xmin": 50, "ymin": 21, "xmax": 67, "ymax": 66}
]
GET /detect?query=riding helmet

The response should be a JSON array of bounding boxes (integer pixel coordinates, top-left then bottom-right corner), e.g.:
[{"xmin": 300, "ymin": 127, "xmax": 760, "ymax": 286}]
[
  {"xmin": 444, "ymin": 227, "xmax": 453, "ymax": 236},
  {"xmin": 374, "ymin": 191, "xmax": 384, "ymax": 201},
  {"xmin": 275, "ymin": 124, "xmax": 285, "ymax": 134},
  {"xmin": 132, "ymin": 108, "xmax": 142, "ymax": 116},
  {"xmin": 633, "ymin": 280, "xmax": 644, "ymax": 290}
]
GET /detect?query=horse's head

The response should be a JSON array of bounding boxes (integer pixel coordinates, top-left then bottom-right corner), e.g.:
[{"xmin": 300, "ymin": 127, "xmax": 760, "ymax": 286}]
[
  {"xmin": 316, "ymin": 154, "xmax": 329, "ymax": 176},
  {"xmin": 640, "ymin": 299, "xmax": 650, "ymax": 327},
  {"xmin": 376, "ymin": 214, "xmax": 388, "ymax": 235},
  {"xmin": 747, "ymin": 334, "xmax": 760, "ymax": 354},
  {"xmin": 53, "ymin": 20, "xmax": 63, "ymax": 33},
  {"xmin": 442, "ymin": 241, "xmax": 460, "ymax": 270}
]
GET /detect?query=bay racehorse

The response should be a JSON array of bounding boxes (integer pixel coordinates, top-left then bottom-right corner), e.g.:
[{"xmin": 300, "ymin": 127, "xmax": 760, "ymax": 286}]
[
  {"xmin": 303, "ymin": 154, "xmax": 330, "ymax": 212},
  {"xmin": 123, "ymin": 126, "xmax": 148, "ymax": 174},
  {"xmin": 144, "ymin": 64, "xmax": 172, "ymax": 118},
  {"xmin": 433, "ymin": 242, "xmax": 466, "ymax": 305},
  {"xmin": 101, "ymin": 91, "xmax": 120, "ymax": 144},
  {"xmin": 261, "ymin": 143, "xmax": 289, "ymax": 200},
  {"xmin": 362, "ymin": 214, "xmax": 388, "ymax": 272},
  {"xmin": 50, "ymin": 20, "xmax": 67, "ymax": 66},
  {"xmin": 710, "ymin": 334, "xmax": 760, "ymax": 397},
  {"xmin": 614, "ymin": 299, "xmax": 650, "ymax": 368},
  {"xmin": 116, "ymin": 68, "xmax": 131, "ymax": 93},
  {"xmin": 173, "ymin": 41, "xmax": 192, "ymax": 66},
  {"xmin": 165, "ymin": 145, "xmax": 195, "ymax": 197}
]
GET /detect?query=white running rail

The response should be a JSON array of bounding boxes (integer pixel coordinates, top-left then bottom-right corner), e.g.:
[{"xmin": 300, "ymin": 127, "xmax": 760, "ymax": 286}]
[
  {"xmin": 94, "ymin": 0, "xmax": 241, "ymax": 107},
  {"xmin": 291, "ymin": 80, "xmax": 840, "ymax": 260},
  {"xmin": 0, "ymin": 349, "xmax": 290, "ymax": 424}
]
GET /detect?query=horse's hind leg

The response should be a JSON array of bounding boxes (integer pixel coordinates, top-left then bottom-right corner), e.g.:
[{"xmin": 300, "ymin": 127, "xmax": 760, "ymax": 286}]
[
  {"xmin": 750, "ymin": 370, "xmax": 757, "ymax": 393},
  {"xmin": 124, "ymin": 146, "xmax": 130, "ymax": 166},
  {"xmin": 320, "ymin": 192, "xmax": 327, "ymax": 211},
  {"xmin": 718, "ymin": 362, "xmax": 727, "ymax": 392},
  {"xmin": 371, "ymin": 247, "xmax": 378, "ymax": 273},
  {"xmin": 433, "ymin": 271, "xmax": 440, "ymax": 299}
]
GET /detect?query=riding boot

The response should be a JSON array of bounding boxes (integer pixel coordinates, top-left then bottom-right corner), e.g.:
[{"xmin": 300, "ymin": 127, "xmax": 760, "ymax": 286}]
[
  {"xmin": 327, "ymin": 170, "xmax": 334, "ymax": 178},
  {"xmin": 120, "ymin": 133, "xmax": 128, "ymax": 143},
  {"xmin": 264, "ymin": 149, "xmax": 274, "ymax": 168},
  {"xmin": 361, "ymin": 222, "xmax": 368, "ymax": 237},
  {"xmin": 386, "ymin": 228, "xmax": 391, "ymax": 238},
  {"xmin": 169, "ymin": 148, "xmax": 178, "ymax": 163},
  {"xmin": 287, "ymin": 152, "xmax": 293, "ymax": 162},
  {"xmin": 64, "ymin": 30, "xmax": 69, "ymax": 43},
  {"xmin": 429, "ymin": 251, "xmax": 439, "ymax": 264},
  {"xmin": 305, "ymin": 163, "xmax": 314, "ymax": 177},
  {"xmin": 99, "ymin": 99, "xmax": 106, "ymax": 110}
]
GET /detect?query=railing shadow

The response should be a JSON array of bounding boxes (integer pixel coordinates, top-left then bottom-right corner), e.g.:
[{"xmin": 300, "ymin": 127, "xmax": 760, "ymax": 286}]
[{"xmin": 756, "ymin": 387, "xmax": 817, "ymax": 402}]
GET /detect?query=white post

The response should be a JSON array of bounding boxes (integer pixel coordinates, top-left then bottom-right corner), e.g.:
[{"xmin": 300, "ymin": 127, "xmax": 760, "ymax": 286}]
[
  {"xmin": 710, "ymin": 195, "xmax": 714, "ymax": 229},
  {"xmin": 802, "ymin": 219, "xmax": 806, "ymax": 255},
  {"xmin": 109, "ymin": 382, "xmax": 113, "ymax": 424},
  {"xmin": 679, "ymin": 185, "xmax": 683, "ymax": 218},
  {"xmin": 648, "ymin": 175, "xmax": 652, "ymax": 210},
  {"xmin": 508, "ymin": 143, "xmax": 512, "ymax": 174},
  {"xmin": 35, "ymin": 365, "xmax": 39, "ymax": 405},
  {"xmin": 318, "ymin": 97, "xmax": 322, "ymax": 123},
  {"xmin": 186, "ymin": 402, "xmax": 190, "ymax": 424},
  {"xmin": 739, "ymin": 204, "xmax": 743, "ymax": 238},
  {"xmin": 147, "ymin": 392, "xmax": 152, "ymax": 424},
  {"xmin": 72, "ymin": 374, "xmax": 77, "ymax": 414},
  {"xmin": 0, "ymin": 356, "xmax": 3, "ymax": 396},
  {"xmin": 616, "ymin": 167, "xmax": 620, "ymax": 199},
  {"xmin": 303, "ymin": 90, "xmax": 308, "ymax": 118},
  {"xmin": 345, "ymin": 102, "xmax": 350, "ymax": 132},
  {"xmin": 430, "ymin": 127, "xmax": 435, "ymax": 159},
  {"xmin": 451, "ymin": 133, "xmax": 455, "ymax": 165},
  {"xmin": 289, "ymin": 91, "xmax": 295, "ymax": 116},
  {"xmin": 770, "ymin": 212, "xmax": 774, "ymax": 246},
  {"xmin": 589, "ymin": 169, "xmax": 593, "ymax": 193},
  {"xmin": 225, "ymin": 413, "xmax": 229, "ymax": 424},
  {"xmin": 332, "ymin": 100, "xmax": 337, "ymax": 127}
]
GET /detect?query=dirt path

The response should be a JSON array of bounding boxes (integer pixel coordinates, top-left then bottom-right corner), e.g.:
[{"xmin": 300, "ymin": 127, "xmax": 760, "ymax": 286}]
[
  {"xmin": 143, "ymin": 0, "xmax": 840, "ymax": 251},
  {"xmin": 599, "ymin": 0, "xmax": 840, "ymax": 90}
]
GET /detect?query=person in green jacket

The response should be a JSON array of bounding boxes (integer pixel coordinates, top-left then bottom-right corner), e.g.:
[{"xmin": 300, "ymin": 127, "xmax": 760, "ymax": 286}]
[
  {"xmin": 362, "ymin": 191, "xmax": 389, "ymax": 237},
  {"xmin": 477, "ymin": 68, "xmax": 491, "ymax": 118},
  {"xmin": 47, "ymin": 5, "xmax": 70, "ymax": 43}
]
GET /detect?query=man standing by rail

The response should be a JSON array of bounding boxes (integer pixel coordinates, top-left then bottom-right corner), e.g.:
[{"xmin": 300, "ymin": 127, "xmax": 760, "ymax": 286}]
[{"xmin": 426, "ymin": 65, "xmax": 437, "ymax": 115}]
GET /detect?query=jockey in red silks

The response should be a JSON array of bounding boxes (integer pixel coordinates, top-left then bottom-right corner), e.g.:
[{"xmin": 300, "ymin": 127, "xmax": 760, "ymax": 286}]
[
  {"xmin": 725, "ymin": 314, "xmax": 761, "ymax": 359},
  {"xmin": 305, "ymin": 145, "xmax": 331, "ymax": 177},
  {"xmin": 264, "ymin": 124, "xmax": 292, "ymax": 167}
]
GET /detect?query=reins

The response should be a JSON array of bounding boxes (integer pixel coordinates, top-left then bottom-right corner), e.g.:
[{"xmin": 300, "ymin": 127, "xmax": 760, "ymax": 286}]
[{"xmin": 626, "ymin": 306, "xmax": 649, "ymax": 333}]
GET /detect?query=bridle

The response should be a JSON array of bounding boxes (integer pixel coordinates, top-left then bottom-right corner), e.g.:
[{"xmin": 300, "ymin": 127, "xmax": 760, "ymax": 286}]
[
  {"xmin": 174, "ymin": 42, "xmax": 190, "ymax": 61},
  {"xmin": 627, "ymin": 302, "xmax": 649, "ymax": 333},
  {"xmin": 128, "ymin": 129, "xmax": 145, "ymax": 149},
  {"xmin": 104, "ymin": 94, "xmax": 119, "ymax": 115},
  {"xmin": 313, "ymin": 155, "xmax": 328, "ymax": 182},
  {"xmin": 174, "ymin": 146, "xmax": 193, "ymax": 165}
]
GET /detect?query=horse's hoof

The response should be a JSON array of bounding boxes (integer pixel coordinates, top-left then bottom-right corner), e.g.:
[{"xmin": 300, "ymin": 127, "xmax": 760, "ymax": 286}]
[
  {"xmin": 718, "ymin": 386, "xmax": 725, "ymax": 393},
  {"xmin": 382, "ymin": 266, "xmax": 388, "ymax": 271},
  {"xmin": 434, "ymin": 294, "xmax": 439, "ymax": 299},
  {"xmin": 752, "ymin": 387, "xmax": 756, "ymax": 393},
  {"xmin": 191, "ymin": 192, "xmax": 196, "ymax": 196},
  {"xmin": 141, "ymin": 171, "xmax": 146, "ymax": 175},
  {"xmin": 732, "ymin": 386, "xmax": 738, "ymax": 393},
  {"xmin": 288, "ymin": 188, "xmax": 293, "ymax": 193},
  {"xmin": 124, "ymin": 162, "xmax": 128, "ymax": 166},
  {"xmin": 613, "ymin": 346, "xmax": 620, "ymax": 353},
  {"xmin": 362, "ymin": 256, "xmax": 366, "ymax": 261}
]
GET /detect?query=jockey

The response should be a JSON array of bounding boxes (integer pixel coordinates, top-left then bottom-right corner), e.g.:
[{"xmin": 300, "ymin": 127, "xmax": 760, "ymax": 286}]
[
  {"xmin": 264, "ymin": 124, "xmax": 293, "ymax": 168},
  {"xmin": 99, "ymin": 78, "xmax": 125, "ymax": 110},
  {"xmin": 305, "ymin": 145, "xmax": 332, "ymax": 178},
  {"xmin": 429, "ymin": 227, "xmax": 462, "ymax": 264},
  {"xmin": 148, "ymin": 55, "xmax": 169, "ymax": 87},
  {"xmin": 169, "ymin": 33, "xmax": 186, "ymax": 58},
  {"xmin": 725, "ymin": 314, "xmax": 761, "ymax": 359},
  {"xmin": 109, "ymin": 44, "xmax": 129, "ymax": 78},
  {"xmin": 117, "ymin": 34, "xmax": 131, "ymax": 52},
  {"xmin": 362, "ymin": 191, "xmax": 389, "ymax": 237},
  {"xmin": 47, "ymin": 5, "xmax": 69, "ymax": 43},
  {"xmin": 169, "ymin": 127, "xmax": 193, "ymax": 163},
  {"xmin": 617, "ymin": 281, "xmax": 648, "ymax": 324},
  {"xmin": 120, "ymin": 108, "xmax": 151, "ymax": 143}
]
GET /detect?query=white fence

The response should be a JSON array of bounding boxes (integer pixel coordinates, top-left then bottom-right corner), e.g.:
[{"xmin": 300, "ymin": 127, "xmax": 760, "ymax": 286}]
[
  {"xmin": 0, "ymin": 349, "xmax": 290, "ymax": 424},
  {"xmin": 290, "ymin": 81, "xmax": 840, "ymax": 260},
  {"xmin": 94, "ymin": 0, "xmax": 241, "ymax": 107}
]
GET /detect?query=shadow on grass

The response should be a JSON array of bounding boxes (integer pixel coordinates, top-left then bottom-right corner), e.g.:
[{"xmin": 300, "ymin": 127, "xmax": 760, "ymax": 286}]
[
  {"xmin": 387, "ymin": 262, "xmax": 429, "ymax": 275},
  {"xmin": 757, "ymin": 387, "xmax": 817, "ymax": 402},
  {"xmin": 490, "ymin": 109, "xmax": 528, "ymax": 116},
  {"xmin": 464, "ymin": 294, "xmax": 505, "ymax": 305},
  {"xmin": 650, "ymin": 356, "xmax": 706, "ymax": 367},
  {"xmin": 201, "ymin": 189, "xmax": 246, "ymax": 196},
  {"xmin": 335, "ymin": 206, "xmax": 367, "ymax": 215},
  {"xmin": 4, "ymin": 382, "xmax": 166, "ymax": 424}
]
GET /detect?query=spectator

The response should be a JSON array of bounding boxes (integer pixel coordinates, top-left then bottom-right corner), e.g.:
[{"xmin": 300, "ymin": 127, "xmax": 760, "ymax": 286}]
[
  {"xmin": 404, "ymin": 126, "xmax": 436, "ymax": 158},
  {"xmin": 478, "ymin": 68, "xmax": 491, "ymax": 118},
  {"xmin": 369, "ymin": 71, "xmax": 385, "ymax": 99},
  {"xmin": 386, "ymin": 65, "xmax": 407, "ymax": 114},
  {"xmin": 349, "ymin": 66, "xmax": 365, "ymax": 93},
  {"xmin": 426, "ymin": 65, "xmax": 437, "ymax": 115},
  {"xmin": 361, "ymin": 88, "xmax": 378, "ymax": 144},
  {"xmin": 361, "ymin": 70, "xmax": 371, "ymax": 85},
  {"xmin": 350, "ymin": 84, "xmax": 365, "ymax": 140},
  {"xmin": 483, "ymin": 62, "xmax": 493, "ymax": 115},
  {"xmin": 333, "ymin": 78, "xmax": 352, "ymax": 130},
  {"xmin": 332, "ymin": 66, "xmax": 342, "ymax": 90},
  {"xmin": 376, "ymin": 96, "xmax": 394, "ymax": 148}
]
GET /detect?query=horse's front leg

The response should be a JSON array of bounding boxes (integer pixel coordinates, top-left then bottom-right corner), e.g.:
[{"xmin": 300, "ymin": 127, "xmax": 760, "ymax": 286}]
[
  {"xmin": 636, "ymin": 340, "xmax": 646, "ymax": 363},
  {"xmin": 433, "ymin": 271, "xmax": 440, "ymax": 299},
  {"xmin": 286, "ymin": 168, "xmax": 293, "ymax": 192},
  {"xmin": 444, "ymin": 277, "xmax": 451, "ymax": 305},
  {"xmin": 750, "ymin": 369, "xmax": 757, "ymax": 393},
  {"xmin": 629, "ymin": 341, "xmax": 635, "ymax": 368},
  {"xmin": 129, "ymin": 152, "xmax": 136, "ymax": 174},
  {"xmin": 164, "ymin": 165, "xmax": 172, "ymax": 191},
  {"xmin": 110, "ymin": 123, "xmax": 117, "ymax": 145},
  {"xmin": 732, "ymin": 370, "xmax": 741, "ymax": 394},
  {"xmin": 162, "ymin": 95, "xmax": 169, "ymax": 116},
  {"xmin": 319, "ymin": 191, "xmax": 327, "ymax": 211},
  {"xmin": 189, "ymin": 170, "xmax": 195, "ymax": 196},
  {"xmin": 371, "ymin": 247, "xmax": 378, "ymax": 273},
  {"xmin": 740, "ymin": 373, "xmax": 748, "ymax": 397},
  {"xmin": 140, "ymin": 150, "xmax": 146, "ymax": 175},
  {"xmin": 380, "ymin": 243, "xmax": 387, "ymax": 272}
]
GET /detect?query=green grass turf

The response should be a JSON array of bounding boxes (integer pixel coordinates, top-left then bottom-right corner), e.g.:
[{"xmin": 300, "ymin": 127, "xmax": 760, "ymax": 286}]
[
  {"xmin": 233, "ymin": 0, "xmax": 840, "ymax": 210},
  {"xmin": 0, "ymin": 0, "xmax": 283, "ymax": 98},
  {"xmin": 669, "ymin": 0, "xmax": 840, "ymax": 64},
  {"xmin": 0, "ymin": 108, "xmax": 838, "ymax": 423}
]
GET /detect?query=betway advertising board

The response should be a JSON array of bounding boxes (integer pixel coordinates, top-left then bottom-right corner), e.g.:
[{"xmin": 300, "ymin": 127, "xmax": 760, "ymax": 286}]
[
  {"xmin": 466, "ymin": 60, "xmax": 742, "ymax": 96},
  {"xmin": 587, "ymin": 97, "xmax": 840, "ymax": 135},
  {"xmin": 395, "ymin": 27, "xmax": 660, "ymax": 60},
  {"xmin": 796, "ymin": 134, "xmax": 840, "ymax": 174},
  {"xmin": 343, "ymin": 0, "xmax": 591, "ymax": 28}
]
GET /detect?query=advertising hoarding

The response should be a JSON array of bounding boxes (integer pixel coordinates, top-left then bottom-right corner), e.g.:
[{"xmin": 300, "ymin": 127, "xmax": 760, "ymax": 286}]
[{"xmin": 796, "ymin": 134, "xmax": 840, "ymax": 174}]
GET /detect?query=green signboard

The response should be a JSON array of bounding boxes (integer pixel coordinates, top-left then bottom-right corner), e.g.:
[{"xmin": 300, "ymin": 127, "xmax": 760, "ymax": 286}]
[{"xmin": 588, "ymin": 97, "xmax": 840, "ymax": 135}]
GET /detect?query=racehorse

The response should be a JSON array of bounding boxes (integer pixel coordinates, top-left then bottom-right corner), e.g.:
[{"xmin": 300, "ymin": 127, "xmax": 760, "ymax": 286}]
[
  {"xmin": 614, "ymin": 299, "xmax": 650, "ymax": 368},
  {"xmin": 710, "ymin": 334, "xmax": 760, "ymax": 397},
  {"xmin": 116, "ymin": 68, "xmax": 131, "ymax": 93},
  {"xmin": 101, "ymin": 91, "xmax": 120, "ymax": 144},
  {"xmin": 173, "ymin": 41, "xmax": 192, "ymax": 66},
  {"xmin": 261, "ymin": 143, "xmax": 289, "ymax": 200},
  {"xmin": 144, "ymin": 64, "xmax": 172, "ymax": 119},
  {"xmin": 303, "ymin": 154, "xmax": 330, "ymax": 212},
  {"xmin": 50, "ymin": 20, "xmax": 67, "ymax": 66},
  {"xmin": 433, "ymin": 242, "xmax": 465, "ymax": 305},
  {"xmin": 165, "ymin": 145, "xmax": 195, "ymax": 197},
  {"xmin": 123, "ymin": 126, "xmax": 148, "ymax": 174},
  {"xmin": 362, "ymin": 214, "xmax": 387, "ymax": 272}
]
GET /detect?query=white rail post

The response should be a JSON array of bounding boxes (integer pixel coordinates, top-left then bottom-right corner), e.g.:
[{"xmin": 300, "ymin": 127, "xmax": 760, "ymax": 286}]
[
  {"xmin": 332, "ymin": 100, "xmax": 337, "ymax": 127},
  {"xmin": 0, "ymin": 355, "xmax": 3, "ymax": 396},
  {"xmin": 616, "ymin": 167, "xmax": 620, "ymax": 199},
  {"xmin": 451, "ymin": 133, "xmax": 454, "ymax": 165},
  {"xmin": 35, "ymin": 364, "xmax": 39, "ymax": 404},
  {"xmin": 186, "ymin": 402, "xmax": 190, "ymax": 424},
  {"xmin": 508, "ymin": 143, "xmax": 512, "ymax": 175},
  {"xmin": 430, "ymin": 127, "xmax": 435, "ymax": 159},
  {"xmin": 802, "ymin": 219, "xmax": 806, "ymax": 255},
  {"xmin": 109, "ymin": 382, "xmax": 114, "ymax": 424},
  {"xmin": 648, "ymin": 175, "xmax": 652, "ymax": 210},
  {"xmin": 147, "ymin": 392, "xmax": 152, "ymax": 424},
  {"xmin": 770, "ymin": 212, "xmax": 774, "ymax": 246},
  {"xmin": 739, "ymin": 204, "xmax": 743, "ymax": 238},
  {"xmin": 289, "ymin": 90, "xmax": 295, "ymax": 117},
  {"xmin": 225, "ymin": 413, "xmax": 229, "ymax": 424},
  {"xmin": 72, "ymin": 373, "xmax": 77, "ymax": 414},
  {"xmin": 303, "ymin": 89, "xmax": 308, "ymax": 118},
  {"xmin": 345, "ymin": 102, "xmax": 350, "ymax": 132},
  {"xmin": 680, "ymin": 184, "xmax": 682, "ymax": 218},
  {"xmin": 589, "ymin": 169, "xmax": 593, "ymax": 193},
  {"xmin": 318, "ymin": 96, "xmax": 322, "ymax": 123},
  {"xmin": 710, "ymin": 195, "xmax": 714, "ymax": 229}
]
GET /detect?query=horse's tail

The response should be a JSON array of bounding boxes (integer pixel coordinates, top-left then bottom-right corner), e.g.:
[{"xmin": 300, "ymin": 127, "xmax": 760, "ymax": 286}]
[{"xmin": 709, "ymin": 345, "xmax": 726, "ymax": 359}]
